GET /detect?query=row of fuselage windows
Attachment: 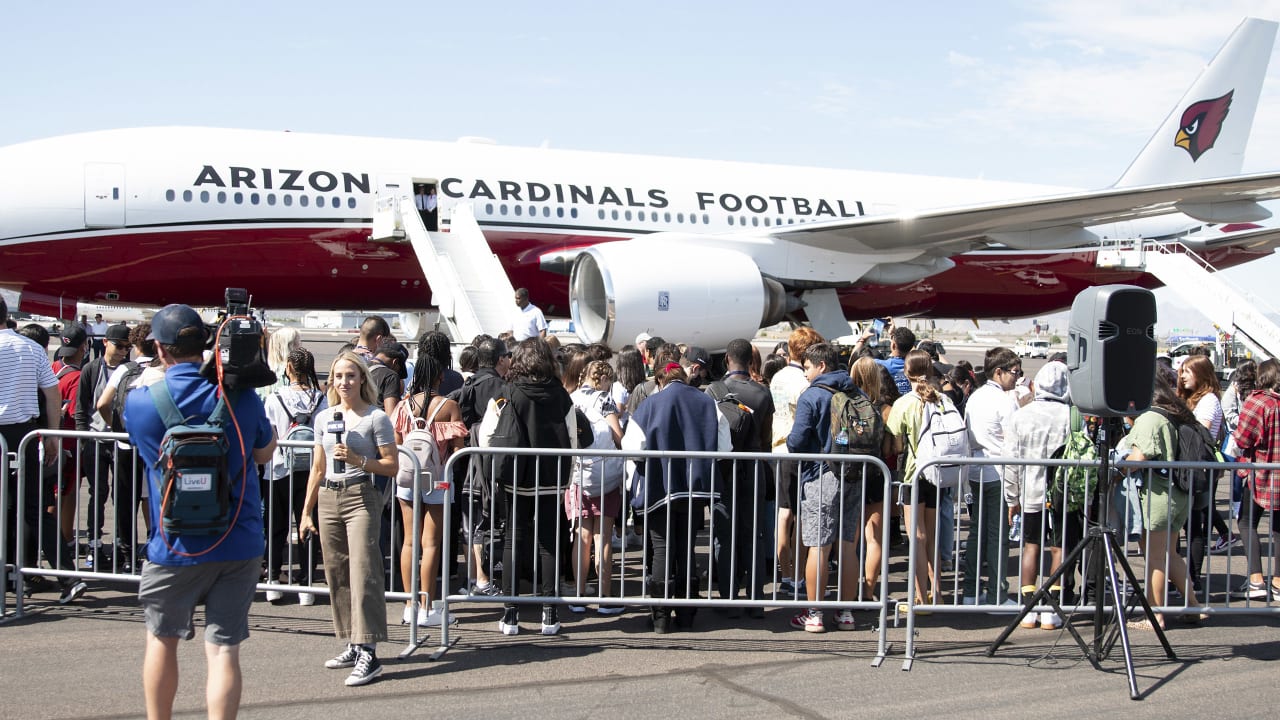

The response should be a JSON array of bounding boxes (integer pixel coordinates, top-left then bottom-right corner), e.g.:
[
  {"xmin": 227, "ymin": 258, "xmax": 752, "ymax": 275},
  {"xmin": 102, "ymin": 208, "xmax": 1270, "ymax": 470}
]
[
  {"xmin": 482, "ymin": 202, "xmax": 812, "ymax": 228},
  {"xmin": 163, "ymin": 190, "xmax": 813, "ymax": 228},
  {"xmin": 165, "ymin": 188, "xmax": 358, "ymax": 210}
]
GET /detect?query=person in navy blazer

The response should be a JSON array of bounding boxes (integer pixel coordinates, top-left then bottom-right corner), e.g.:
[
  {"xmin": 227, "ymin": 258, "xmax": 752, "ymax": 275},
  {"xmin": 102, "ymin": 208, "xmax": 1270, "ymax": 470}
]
[{"xmin": 625, "ymin": 361, "xmax": 729, "ymax": 632}]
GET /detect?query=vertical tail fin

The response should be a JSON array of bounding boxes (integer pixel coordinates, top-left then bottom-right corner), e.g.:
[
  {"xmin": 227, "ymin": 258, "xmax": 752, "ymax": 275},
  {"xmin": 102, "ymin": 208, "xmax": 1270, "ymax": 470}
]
[{"xmin": 1115, "ymin": 17, "xmax": 1277, "ymax": 188}]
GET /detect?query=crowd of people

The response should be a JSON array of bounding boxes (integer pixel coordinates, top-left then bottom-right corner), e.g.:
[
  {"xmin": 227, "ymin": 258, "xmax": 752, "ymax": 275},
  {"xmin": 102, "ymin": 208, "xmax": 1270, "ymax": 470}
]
[{"xmin": 5, "ymin": 295, "xmax": 1279, "ymax": 699}]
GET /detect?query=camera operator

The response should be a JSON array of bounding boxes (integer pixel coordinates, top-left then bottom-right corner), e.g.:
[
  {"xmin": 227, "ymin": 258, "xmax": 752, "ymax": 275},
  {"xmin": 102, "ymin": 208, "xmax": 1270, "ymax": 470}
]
[{"xmin": 123, "ymin": 304, "xmax": 276, "ymax": 719}]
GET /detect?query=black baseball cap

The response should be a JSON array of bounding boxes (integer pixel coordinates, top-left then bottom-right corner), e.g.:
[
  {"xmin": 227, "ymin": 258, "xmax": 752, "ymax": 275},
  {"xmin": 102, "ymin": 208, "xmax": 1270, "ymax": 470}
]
[
  {"xmin": 377, "ymin": 339, "xmax": 410, "ymax": 379},
  {"xmin": 685, "ymin": 346, "xmax": 711, "ymax": 368},
  {"xmin": 56, "ymin": 325, "xmax": 88, "ymax": 357},
  {"xmin": 104, "ymin": 323, "xmax": 131, "ymax": 343}
]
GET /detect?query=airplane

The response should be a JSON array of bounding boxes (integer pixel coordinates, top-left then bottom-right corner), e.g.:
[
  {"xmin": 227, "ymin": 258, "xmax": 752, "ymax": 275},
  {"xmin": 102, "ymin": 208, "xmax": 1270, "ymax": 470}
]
[{"xmin": 3, "ymin": 18, "xmax": 1280, "ymax": 350}]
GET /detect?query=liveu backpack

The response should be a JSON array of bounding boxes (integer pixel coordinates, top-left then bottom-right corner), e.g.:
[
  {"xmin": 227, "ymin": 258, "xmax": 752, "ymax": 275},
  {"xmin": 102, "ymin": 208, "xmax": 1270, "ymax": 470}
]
[
  {"xmin": 151, "ymin": 381, "xmax": 234, "ymax": 538},
  {"xmin": 913, "ymin": 396, "xmax": 970, "ymax": 489}
]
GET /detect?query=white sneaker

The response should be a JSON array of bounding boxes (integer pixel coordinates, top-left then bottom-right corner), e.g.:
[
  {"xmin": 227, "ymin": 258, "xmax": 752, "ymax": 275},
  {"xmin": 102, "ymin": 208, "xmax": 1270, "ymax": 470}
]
[
  {"xmin": 402, "ymin": 605, "xmax": 415, "ymax": 625},
  {"xmin": 299, "ymin": 592, "xmax": 316, "ymax": 606},
  {"xmin": 421, "ymin": 606, "xmax": 458, "ymax": 627},
  {"xmin": 1039, "ymin": 611, "xmax": 1062, "ymax": 630},
  {"xmin": 265, "ymin": 590, "xmax": 284, "ymax": 602}
]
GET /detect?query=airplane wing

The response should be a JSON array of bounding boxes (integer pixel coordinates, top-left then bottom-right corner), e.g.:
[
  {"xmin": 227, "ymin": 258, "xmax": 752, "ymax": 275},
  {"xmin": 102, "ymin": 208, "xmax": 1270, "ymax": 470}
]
[
  {"xmin": 773, "ymin": 171, "xmax": 1280, "ymax": 254},
  {"xmin": 1182, "ymin": 224, "xmax": 1280, "ymax": 253}
]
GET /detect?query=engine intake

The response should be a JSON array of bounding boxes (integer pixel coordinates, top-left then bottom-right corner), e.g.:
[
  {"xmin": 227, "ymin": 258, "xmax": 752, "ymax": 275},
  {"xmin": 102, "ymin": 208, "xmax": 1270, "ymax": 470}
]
[{"xmin": 570, "ymin": 239, "xmax": 790, "ymax": 350}]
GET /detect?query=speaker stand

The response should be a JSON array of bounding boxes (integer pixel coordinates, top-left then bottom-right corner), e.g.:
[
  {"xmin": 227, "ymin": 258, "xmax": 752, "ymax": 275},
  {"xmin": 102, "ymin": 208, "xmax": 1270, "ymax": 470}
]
[{"xmin": 987, "ymin": 421, "xmax": 1175, "ymax": 700}]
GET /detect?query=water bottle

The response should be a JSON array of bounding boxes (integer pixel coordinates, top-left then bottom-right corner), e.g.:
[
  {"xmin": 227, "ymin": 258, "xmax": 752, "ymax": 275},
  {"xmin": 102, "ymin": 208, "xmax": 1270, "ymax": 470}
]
[
  {"xmin": 1008, "ymin": 514, "xmax": 1023, "ymax": 543},
  {"xmin": 834, "ymin": 426, "xmax": 849, "ymax": 452}
]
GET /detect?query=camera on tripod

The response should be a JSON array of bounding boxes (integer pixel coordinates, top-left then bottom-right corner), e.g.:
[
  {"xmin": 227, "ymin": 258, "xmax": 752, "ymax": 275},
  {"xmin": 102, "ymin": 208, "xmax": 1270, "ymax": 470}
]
[{"xmin": 199, "ymin": 287, "xmax": 277, "ymax": 391}]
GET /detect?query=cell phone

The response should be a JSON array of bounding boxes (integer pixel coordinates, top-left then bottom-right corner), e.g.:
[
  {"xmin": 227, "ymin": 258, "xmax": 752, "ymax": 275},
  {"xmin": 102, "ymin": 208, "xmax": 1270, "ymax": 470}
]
[{"xmin": 870, "ymin": 318, "xmax": 886, "ymax": 335}]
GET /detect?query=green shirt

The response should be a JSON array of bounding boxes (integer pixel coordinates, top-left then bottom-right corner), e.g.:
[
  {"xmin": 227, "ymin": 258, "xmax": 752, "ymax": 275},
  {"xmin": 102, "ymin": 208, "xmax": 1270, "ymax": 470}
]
[
  {"xmin": 1128, "ymin": 410, "xmax": 1177, "ymax": 462},
  {"xmin": 887, "ymin": 393, "xmax": 935, "ymax": 483}
]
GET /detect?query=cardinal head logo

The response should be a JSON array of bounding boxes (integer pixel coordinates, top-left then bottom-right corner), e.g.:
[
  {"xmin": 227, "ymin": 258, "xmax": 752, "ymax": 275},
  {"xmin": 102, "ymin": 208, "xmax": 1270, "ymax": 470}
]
[{"xmin": 1175, "ymin": 90, "xmax": 1233, "ymax": 161}]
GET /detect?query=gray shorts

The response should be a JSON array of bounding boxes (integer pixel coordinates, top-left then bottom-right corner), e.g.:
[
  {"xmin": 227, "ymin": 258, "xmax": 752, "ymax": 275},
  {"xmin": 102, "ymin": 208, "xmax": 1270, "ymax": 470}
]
[
  {"xmin": 800, "ymin": 470, "xmax": 863, "ymax": 548},
  {"xmin": 138, "ymin": 557, "xmax": 261, "ymax": 646}
]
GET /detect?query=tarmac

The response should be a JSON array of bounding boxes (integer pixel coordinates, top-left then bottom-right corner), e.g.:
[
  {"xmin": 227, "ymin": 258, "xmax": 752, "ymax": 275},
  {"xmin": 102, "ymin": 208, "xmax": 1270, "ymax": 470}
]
[{"xmin": 3, "ymin": 580, "xmax": 1277, "ymax": 719}]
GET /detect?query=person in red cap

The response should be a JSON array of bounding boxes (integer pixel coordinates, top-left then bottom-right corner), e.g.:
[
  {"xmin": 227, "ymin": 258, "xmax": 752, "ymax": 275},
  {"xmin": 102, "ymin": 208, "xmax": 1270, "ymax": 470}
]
[{"xmin": 51, "ymin": 325, "xmax": 90, "ymax": 554}]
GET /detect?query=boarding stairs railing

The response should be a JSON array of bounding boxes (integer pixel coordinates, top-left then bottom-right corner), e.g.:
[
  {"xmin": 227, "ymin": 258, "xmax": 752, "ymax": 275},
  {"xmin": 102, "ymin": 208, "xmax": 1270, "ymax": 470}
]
[
  {"xmin": 371, "ymin": 184, "xmax": 515, "ymax": 341},
  {"xmin": 1100, "ymin": 238, "xmax": 1280, "ymax": 360}
]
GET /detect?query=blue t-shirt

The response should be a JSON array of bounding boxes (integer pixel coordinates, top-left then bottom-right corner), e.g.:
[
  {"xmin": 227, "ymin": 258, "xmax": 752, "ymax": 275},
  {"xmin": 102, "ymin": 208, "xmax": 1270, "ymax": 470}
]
[
  {"xmin": 876, "ymin": 356, "xmax": 910, "ymax": 395},
  {"xmin": 124, "ymin": 363, "xmax": 274, "ymax": 566}
]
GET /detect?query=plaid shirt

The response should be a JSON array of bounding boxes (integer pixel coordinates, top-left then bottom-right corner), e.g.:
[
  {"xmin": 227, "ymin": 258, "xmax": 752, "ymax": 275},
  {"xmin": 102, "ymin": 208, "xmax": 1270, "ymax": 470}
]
[{"xmin": 1232, "ymin": 389, "xmax": 1280, "ymax": 510}]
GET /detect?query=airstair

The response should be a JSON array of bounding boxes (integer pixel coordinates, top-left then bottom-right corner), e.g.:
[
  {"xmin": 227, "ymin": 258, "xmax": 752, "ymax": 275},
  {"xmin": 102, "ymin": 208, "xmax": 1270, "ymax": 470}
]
[
  {"xmin": 1100, "ymin": 240, "xmax": 1280, "ymax": 360},
  {"xmin": 370, "ymin": 184, "xmax": 514, "ymax": 341}
]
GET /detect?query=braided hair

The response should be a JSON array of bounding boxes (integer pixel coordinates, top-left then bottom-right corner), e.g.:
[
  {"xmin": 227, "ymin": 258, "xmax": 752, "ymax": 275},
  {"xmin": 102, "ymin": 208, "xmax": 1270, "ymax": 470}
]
[
  {"xmin": 418, "ymin": 330, "xmax": 453, "ymax": 369},
  {"xmin": 286, "ymin": 348, "xmax": 320, "ymax": 390},
  {"xmin": 410, "ymin": 350, "xmax": 445, "ymax": 397}
]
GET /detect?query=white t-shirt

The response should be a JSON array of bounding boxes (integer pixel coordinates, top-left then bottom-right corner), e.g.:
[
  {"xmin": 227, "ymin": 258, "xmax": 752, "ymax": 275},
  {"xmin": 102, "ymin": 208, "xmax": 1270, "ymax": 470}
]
[
  {"xmin": 769, "ymin": 363, "xmax": 808, "ymax": 452},
  {"xmin": 1193, "ymin": 393, "xmax": 1224, "ymax": 441},
  {"xmin": 512, "ymin": 303, "xmax": 547, "ymax": 341}
]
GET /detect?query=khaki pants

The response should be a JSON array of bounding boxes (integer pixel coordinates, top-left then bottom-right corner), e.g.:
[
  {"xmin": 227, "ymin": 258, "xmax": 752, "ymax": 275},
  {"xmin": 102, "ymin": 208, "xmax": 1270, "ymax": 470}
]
[{"xmin": 318, "ymin": 481, "xmax": 388, "ymax": 644}]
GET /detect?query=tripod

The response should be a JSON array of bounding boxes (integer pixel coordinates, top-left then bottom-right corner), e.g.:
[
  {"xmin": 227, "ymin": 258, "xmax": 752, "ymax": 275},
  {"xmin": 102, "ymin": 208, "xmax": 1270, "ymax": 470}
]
[{"xmin": 987, "ymin": 418, "xmax": 1175, "ymax": 700}]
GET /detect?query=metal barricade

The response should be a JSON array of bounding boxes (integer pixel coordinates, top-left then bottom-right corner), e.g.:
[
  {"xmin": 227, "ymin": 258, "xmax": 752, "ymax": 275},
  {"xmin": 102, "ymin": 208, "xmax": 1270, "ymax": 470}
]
[
  {"xmin": 10, "ymin": 428, "xmax": 136, "ymax": 618},
  {"xmin": 897, "ymin": 454, "xmax": 1280, "ymax": 670},
  {"xmin": 1, "ymin": 431, "xmax": 9, "ymax": 619},
  {"xmin": 10, "ymin": 425, "xmax": 1279, "ymax": 674},
  {"xmin": 238, "ymin": 438, "xmax": 433, "ymax": 657},
  {"xmin": 439, "ymin": 447, "xmax": 896, "ymax": 666},
  {"xmin": 1, "ymin": 431, "xmax": 433, "ymax": 649}
]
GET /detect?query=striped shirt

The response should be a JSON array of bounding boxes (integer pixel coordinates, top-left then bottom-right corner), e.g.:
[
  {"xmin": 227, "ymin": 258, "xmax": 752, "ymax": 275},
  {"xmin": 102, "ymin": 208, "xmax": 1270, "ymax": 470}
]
[{"xmin": 0, "ymin": 329, "xmax": 57, "ymax": 425}]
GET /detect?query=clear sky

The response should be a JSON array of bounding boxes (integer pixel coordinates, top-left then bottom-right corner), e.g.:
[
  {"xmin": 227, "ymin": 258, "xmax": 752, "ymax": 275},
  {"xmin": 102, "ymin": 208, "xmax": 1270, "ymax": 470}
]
[{"xmin": 4, "ymin": 0, "xmax": 1280, "ymax": 332}]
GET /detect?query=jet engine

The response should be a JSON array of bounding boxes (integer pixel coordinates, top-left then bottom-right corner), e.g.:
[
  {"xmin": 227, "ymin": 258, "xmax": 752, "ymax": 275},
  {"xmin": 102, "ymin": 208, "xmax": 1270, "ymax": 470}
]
[{"xmin": 570, "ymin": 239, "xmax": 792, "ymax": 350}]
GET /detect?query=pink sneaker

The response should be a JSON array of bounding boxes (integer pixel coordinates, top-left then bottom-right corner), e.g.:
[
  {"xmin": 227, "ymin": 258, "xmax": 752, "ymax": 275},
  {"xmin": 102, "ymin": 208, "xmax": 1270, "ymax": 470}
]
[{"xmin": 790, "ymin": 608, "xmax": 825, "ymax": 633}]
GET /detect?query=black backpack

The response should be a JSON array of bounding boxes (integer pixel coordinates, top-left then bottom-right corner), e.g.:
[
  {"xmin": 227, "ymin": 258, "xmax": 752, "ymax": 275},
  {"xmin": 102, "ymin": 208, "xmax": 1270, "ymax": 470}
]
[
  {"xmin": 706, "ymin": 381, "xmax": 756, "ymax": 452},
  {"xmin": 111, "ymin": 360, "xmax": 145, "ymax": 432},
  {"xmin": 1150, "ymin": 407, "xmax": 1219, "ymax": 496}
]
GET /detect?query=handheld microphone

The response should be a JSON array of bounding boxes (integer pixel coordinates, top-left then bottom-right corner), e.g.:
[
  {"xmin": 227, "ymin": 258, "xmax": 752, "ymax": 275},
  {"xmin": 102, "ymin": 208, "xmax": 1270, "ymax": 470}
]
[{"xmin": 327, "ymin": 411, "xmax": 346, "ymax": 473}]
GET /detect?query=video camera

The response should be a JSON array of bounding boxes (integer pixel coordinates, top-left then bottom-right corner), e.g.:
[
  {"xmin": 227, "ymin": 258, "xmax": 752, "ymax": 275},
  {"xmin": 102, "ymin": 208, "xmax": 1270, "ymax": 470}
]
[{"xmin": 199, "ymin": 287, "xmax": 277, "ymax": 391}]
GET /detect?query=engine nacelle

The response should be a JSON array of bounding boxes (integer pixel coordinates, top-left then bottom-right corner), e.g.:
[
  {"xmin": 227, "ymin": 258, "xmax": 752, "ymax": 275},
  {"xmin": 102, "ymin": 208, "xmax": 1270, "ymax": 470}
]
[{"xmin": 570, "ymin": 240, "xmax": 790, "ymax": 350}]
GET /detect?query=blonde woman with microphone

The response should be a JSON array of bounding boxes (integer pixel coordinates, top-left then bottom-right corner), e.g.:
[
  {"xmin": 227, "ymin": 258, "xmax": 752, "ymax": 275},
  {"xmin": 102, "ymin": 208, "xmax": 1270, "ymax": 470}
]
[{"xmin": 300, "ymin": 351, "xmax": 398, "ymax": 687}]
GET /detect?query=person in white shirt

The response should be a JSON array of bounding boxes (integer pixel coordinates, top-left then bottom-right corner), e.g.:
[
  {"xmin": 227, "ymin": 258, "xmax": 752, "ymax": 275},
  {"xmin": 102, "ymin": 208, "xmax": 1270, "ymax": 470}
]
[
  {"xmin": 0, "ymin": 298, "xmax": 79, "ymax": 601},
  {"xmin": 511, "ymin": 288, "xmax": 547, "ymax": 341},
  {"xmin": 89, "ymin": 313, "xmax": 109, "ymax": 359},
  {"xmin": 961, "ymin": 346, "xmax": 1022, "ymax": 605},
  {"xmin": 414, "ymin": 184, "xmax": 439, "ymax": 230}
]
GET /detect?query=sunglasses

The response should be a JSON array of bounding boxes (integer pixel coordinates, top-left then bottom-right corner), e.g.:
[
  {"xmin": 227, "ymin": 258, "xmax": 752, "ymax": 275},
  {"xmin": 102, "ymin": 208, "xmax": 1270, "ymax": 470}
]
[{"xmin": 1002, "ymin": 365, "xmax": 1023, "ymax": 377}]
